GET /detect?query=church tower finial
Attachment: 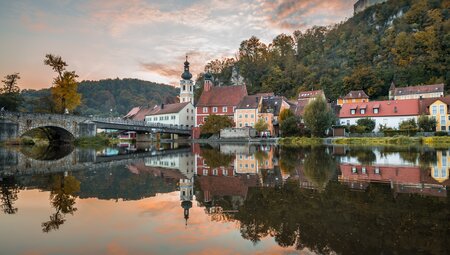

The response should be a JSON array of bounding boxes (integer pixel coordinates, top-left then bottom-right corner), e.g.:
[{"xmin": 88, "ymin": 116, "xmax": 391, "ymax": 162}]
[{"xmin": 180, "ymin": 55, "xmax": 194, "ymax": 104}]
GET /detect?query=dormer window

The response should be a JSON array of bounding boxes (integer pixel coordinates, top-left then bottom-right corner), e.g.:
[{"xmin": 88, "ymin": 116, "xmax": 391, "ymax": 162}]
[
  {"xmin": 351, "ymin": 109, "xmax": 356, "ymax": 114},
  {"xmin": 360, "ymin": 109, "xmax": 365, "ymax": 114},
  {"xmin": 373, "ymin": 108, "xmax": 379, "ymax": 114}
]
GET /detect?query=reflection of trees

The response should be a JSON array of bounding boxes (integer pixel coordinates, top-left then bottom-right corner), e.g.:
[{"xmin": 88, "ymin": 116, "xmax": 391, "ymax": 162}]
[
  {"xmin": 348, "ymin": 148, "xmax": 377, "ymax": 165},
  {"xmin": 201, "ymin": 148, "xmax": 234, "ymax": 169},
  {"xmin": 42, "ymin": 174, "xmax": 80, "ymax": 233},
  {"xmin": 279, "ymin": 147, "xmax": 305, "ymax": 175},
  {"xmin": 232, "ymin": 182, "xmax": 450, "ymax": 254},
  {"xmin": 0, "ymin": 177, "xmax": 20, "ymax": 214},
  {"xmin": 303, "ymin": 147, "xmax": 336, "ymax": 190}
]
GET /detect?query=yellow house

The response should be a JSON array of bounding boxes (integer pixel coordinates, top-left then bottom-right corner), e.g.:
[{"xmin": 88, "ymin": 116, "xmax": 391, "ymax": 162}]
[
  {"xmin": 425, "ymin": 97, "xmax": 450, "ymax": 131},
  {"xmin": 431, "ymin": 150, "xmax": 449, "ymax": 183},
  {"xmin": 337, "ymin": 90, "xmax": 369, "ymax": 106},
  {"xmin": 234, "ymin": 95, "xmax": 260, "ymax": 128}
]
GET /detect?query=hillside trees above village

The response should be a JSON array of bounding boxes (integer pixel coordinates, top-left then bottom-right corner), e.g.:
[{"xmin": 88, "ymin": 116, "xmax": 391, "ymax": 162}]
[
  {"xmin": 0, "ymin": 73, "xmax": 22, "ymax": 111},
  {"xmin": 203, "ymin": 0, "xmax": 448, "ymax": 100}
]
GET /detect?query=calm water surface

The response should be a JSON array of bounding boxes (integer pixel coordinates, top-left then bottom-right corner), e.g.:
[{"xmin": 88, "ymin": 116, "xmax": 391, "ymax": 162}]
[{"xmin": 0, "ymin": 143, "xmax": 449, "ymax": 255}]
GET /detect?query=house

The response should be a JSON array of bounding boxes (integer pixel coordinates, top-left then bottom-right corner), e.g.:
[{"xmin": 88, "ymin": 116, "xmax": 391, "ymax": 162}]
[
  {"xmin": 339, "ymin": 99, "xmax": 420, "ymax": 131},
  {"xmin": 258, "ymin": 96, "xmax": 290, "ymax": 136},
  {"xmin": 124, "ymin": 106, "xmax": 157, "ymax": 121},
  {"xmin": 195, "ymin": 73, "xmax": 247, "ymax": 126},
  {"xmin": 389, "ymin": 82, "xmax": 444, "ymax": 100},
  {"xmin": 294, "ymin": 90, "xmax": 326, "ymax": 116},
  {"xmin": 144, "ymin": 102, "xmax": 195, "ymax": 128},
  {"xmin": 337, "ymin": 90, "xmax": 369, "ymax": 106},
  {"xmin": 419, "ymin": 96, "xmax": 450, "ymax": 131},
  {"xmin": 234, "ymin": 95, "xmax": 260, "ymax": 128}
]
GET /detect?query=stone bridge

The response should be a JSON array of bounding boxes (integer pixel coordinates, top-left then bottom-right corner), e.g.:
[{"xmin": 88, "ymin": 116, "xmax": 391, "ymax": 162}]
[
  {"xmin": 0, "ymin": 112, "xmax": 191, "ymax": 142},
  {"xmin": 0, "ymin": 147, "xmax": 192, "ymax": 177}
]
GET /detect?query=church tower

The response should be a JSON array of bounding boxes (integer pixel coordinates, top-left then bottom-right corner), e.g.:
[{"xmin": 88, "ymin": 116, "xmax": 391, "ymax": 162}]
[
  {"xmin": 180, "ymin": 56, "xmax": 194, "ymax": 104},
  {"xmin": 204, "ymin": 70, "xmax": 213, "ymax": 92}
]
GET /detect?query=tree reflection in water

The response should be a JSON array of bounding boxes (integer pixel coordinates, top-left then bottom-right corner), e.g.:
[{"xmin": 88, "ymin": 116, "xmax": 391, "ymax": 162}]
[
  {"xmin": 233, "ymin": 181, "xmax": 450, "ymax": 254},
  {"xmin": 42, "ymin": 174, "xmax": 80, "ymax": 233},
  {"xmin": 0, "ymin": 177, "xmax": 20, "ymax": 214}
]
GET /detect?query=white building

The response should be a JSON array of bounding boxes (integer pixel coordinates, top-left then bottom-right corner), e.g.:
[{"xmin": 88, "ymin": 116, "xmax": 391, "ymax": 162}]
[
  {"xmin": 145, "ymin": 102, "xmax": 195, "ymax": 128},
  {"xmin": 339, "ymin": 99, "xmax": 420, "ymax": 132}
]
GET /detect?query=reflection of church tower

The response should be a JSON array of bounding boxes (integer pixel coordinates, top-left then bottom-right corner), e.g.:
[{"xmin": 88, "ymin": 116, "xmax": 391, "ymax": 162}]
[
  {"xmin": 180, "ymin": 56, "xmax": 194, "ymax": 104},
  {"xmin": 180, "ymin": 176, "xmax": 194, "ymax": 226}
]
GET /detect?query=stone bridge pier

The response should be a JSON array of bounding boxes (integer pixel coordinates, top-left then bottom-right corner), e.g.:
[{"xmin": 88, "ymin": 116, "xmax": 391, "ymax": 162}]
[{"xmin": 0, "ymin": 112, "xmax": 96, "ymax": 142}]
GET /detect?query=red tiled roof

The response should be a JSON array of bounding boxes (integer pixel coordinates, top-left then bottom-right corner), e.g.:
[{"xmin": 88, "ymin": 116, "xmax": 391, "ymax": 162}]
[
  {"xmin": 393, "ymin": 83, "xmax": 444, "ymax": 96},
  {"xmin": 146, "ymin": 102, "xmax": 190, "ymax": 116},
  {"xmin": 418, "ymin": 96, "xmax": 450, "ymax": 115},
  {"xmin": 197, "ymin": 85, "xmax": 247, "ymax": 107},
  {"xmin": 124, "ymin": 107, "xmax": 141, "ymax": 119},
  {"xmin": 126, "ymin": 107, "xmax": 156, "ymax": 121},
  {"xmin": 342, "ymin": 90, "xmax": 369, "ymax": 99},
  {"xmin": 298, "ymin": 90, "xmax": 324, "ymax": 100},
  {"xmin": 339, "ymin": 99, "xmax": 420, "ymax": 118}
]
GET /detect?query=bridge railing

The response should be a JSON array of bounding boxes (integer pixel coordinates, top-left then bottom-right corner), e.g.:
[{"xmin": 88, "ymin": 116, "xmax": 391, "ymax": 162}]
[{"xmin": 92, "ymin": 117, "xmax": 192, "ymax": 131}]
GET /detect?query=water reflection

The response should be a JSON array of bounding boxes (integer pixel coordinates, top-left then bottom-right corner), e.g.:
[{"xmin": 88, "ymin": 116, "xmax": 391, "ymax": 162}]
[{"xmin": 0, "ymin": 143, "xmax": 449, "ymax": 254}]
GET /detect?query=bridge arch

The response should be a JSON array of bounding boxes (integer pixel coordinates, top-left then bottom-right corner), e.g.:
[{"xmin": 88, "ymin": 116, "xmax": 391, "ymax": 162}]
[{"xmin": 21, "ymin": 126, "xmax": 75, "ymax": 143}]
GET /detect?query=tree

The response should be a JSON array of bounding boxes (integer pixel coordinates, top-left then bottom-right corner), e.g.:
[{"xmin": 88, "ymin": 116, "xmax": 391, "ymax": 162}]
[
  {"xmin": 0, "ymin": 73, "xmax": 22, "ymax": 111},
  {"xmin": 200, "ymin": 115, "xmax": 233, "ymax": 136},
  {"xmin": 279, "ymin": 108, "xmax": 294, "ymax": 125},
  {"xmin": 356, "ymin": 118, "xmax": 376, "ymax": 133},
  {"xmin": 44, "ymin": 54, "xmax": 81, "ymax": 113},
  {"xmin": 1, "ymin": 73, "xmax": 20, "ymax": 94},
  {"xmin": 303, "ymin": 97, "xmax": 334, "ymax": 137},
  {"xmin": 280, "ymin": 116, "xmax": 303, "ymax": 137},
  {"xmin": 254, "ymin": 118, "xmax": 268, "ymax": 133},
  {"xmin": 399, "ymin": 118, "xmax": 417, "ymax": 130},
  {"xmin": 418, "ymin": 115, "xmax": 436, "ymax": 132}
]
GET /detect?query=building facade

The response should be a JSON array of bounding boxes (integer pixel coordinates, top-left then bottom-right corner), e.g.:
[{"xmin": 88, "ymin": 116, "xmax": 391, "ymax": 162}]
[
  {"xmin": 339, "ymin": 99, "xmax": 420, "ymax": 132},
  {"xmin": 234, "ymin": 95, "xmax": 260, "ymax": 128},
  {"xmin": 144, "ymin": 102, "xmax": 195, "ymax": 127},
  {"xmin": 337, "ymin": 90, "xmax": 369, "ymax": 106},
  {"xmin": 389, "ymin": 83, "xmax": 444, "ymax": 100},
  {"xmin": 195, "ymin": 75, "xmax": 247, "ymax": 126}
]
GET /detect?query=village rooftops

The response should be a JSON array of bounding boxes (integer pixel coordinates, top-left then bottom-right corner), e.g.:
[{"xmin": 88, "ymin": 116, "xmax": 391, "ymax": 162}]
[
  {"xmin": 259, "ymin": 96, "xmax": 287, "ymax": 116},
  {"xmin": 146, "ymin": 102, "xmax": 191, "ymax": 116},
  {"xmin": 392, "ymin": 83, "xmax": 444, "ymax": 96},
  {"xmin": 236, "ymin": 95, "xmax": 260, "ymax": 109},
  {"xmin": 297, "ymin": 90, "xmax": 324, "ymax": 100},
  {"xmin": 342, "ymin": 90, "xmax": 369, "ymax": 99},
  {"xmin": 339, "ymin": 99, "xmax": 420, "ymax": 118},
  {"xmin": 196, "ymin": 85, "xmax": 247, "ymax": 107}
]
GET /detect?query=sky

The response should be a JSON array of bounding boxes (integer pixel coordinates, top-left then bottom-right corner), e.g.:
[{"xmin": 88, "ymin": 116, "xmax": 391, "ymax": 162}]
[{"xmin": 0, "ymin": 0, "xmax": 355, "ymax": 90}]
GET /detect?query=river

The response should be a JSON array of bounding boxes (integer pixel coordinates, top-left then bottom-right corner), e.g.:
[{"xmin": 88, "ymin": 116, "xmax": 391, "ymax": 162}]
[{"xmin": 0, "ymin": 143, "xmax": 449, "ymax": 254}]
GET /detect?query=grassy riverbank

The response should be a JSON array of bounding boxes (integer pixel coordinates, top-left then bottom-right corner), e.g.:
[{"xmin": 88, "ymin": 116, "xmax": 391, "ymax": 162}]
[
  {"xmin": 278, "ymin": 137, "xmax": 324, "ymax": 146},
  {"xmin": 279, "ymin": 136, "xmax": 450, "ymax": 147}
]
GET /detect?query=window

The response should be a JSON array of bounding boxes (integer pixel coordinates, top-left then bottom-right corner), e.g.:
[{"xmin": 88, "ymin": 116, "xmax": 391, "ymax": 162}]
[
  {"xmin": 187, "ymin": 108, "xmax": 189, "ymax": 113},
  {"xmin": 360, "ymin": 109, "xmax": 366, "ymax": 114},
  {"xmin": 223, "ymin": 170, "xmax": 228, "ymax": 176},
  {"xmin": 213, "ymin": 107, "xmax": 218, "ymax": 113},
  {"xmin": 203, "ymin": 169, "xmax": 208, "ymax": 176},
  {"xmin": 251, "ymin": 122, "xmax": 254, "ymax": 126},
  {"xmin": 165, "ymin": 116, "xmax": 169, "ymax": 120},
  {"xmin": 159, "ymin": 116, "xmax": 163, "ymax": 120},
  {"xmin": 204, "ymin": 117, "xmax": 207, "ymax": 122},
  {"xmin": 245, "ymin": 123, "xmax": 248, "ymax": 127},
  {"xmin": 183, "ymin": 85, "xmax": 186, "ymax": 91},
  {"xmin": 441, "ymin": 116, "xmax": 446, "ymax": 125},
  {"xmin": 432, "ymin": 105, "xmax": 437, "ymax": 115},
  {"xmin": 440, "ymin": 105, "xmax": 445, "ymax": 114},
  {"xmin": 442, "ymin": 167, "xmax": 446, "ymax": 178},
  {"xmin": 433, "ymin": 167, "xmax": 438, "ymax": 178},
  {"xmin": 442, "ymin": 126, "xmax": 446, "ymax": 131},
  {"xmin": 191, "ymin": 109, "xmax": 193, "ymax": 113},
  {"xmin": 245, "ymin": 114, "xmax": 248, "ymax": 118},
  {"xmin": 223, "ymin": 107, "xmax": 227, "ymax": 112},
  {"xmin": 351, "ymin": 109, "xmax": 356, "ymax": 115},
  {"xmin": 213, "ymin": 169, "xmax": 218, "ymax": 176},
  {"xmin": 239, "ymin": 114, "xmax": 242, "ymax": 118},
  {"xmin": 442, "ymin": 156, "xmax": 447, "ymax": 166},
  {"xmin": 239, "ymin": 123, "xmax": 242, "ymax": 127},
  {"xmin": 191, "ymin": 116, "xmax": 193, "ymax": 120},
  {"xmin": 203, "ymin": 107, "xmax": 208, "ymax": 113},
  {"xmin": 190, "ymin": 86, "xmax": 192, "ymax": 91},
  {"xmin": 186, "ymin": 116, "xmax": 189, "ymax": 120},
  {"xmin": 374, "ymin": 168, "xmax": 380, "ymax": 175},
  {"xmin": 233, "ymin": 106, "xmax": 236, "ymax": 112},
  {"xmin": 251, "ymin": 114, "xmax": 254, "ymax": 118},
  {"xmin": 373, "ymin": 108, "xmax": 379, "ymax": 114},
  {"xmin": 362, "ymin": 167, "xmax": 367, "ymax": 174},
  {"xmin": 154, "ymin": 117, "xmax": 157, "ymax": 121},
  {"xmin": 351, "ymin": 167, "xmax": 357, "ymax": 174}
]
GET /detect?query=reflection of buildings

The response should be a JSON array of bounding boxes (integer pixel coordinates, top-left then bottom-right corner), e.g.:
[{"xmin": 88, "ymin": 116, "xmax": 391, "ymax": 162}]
[{"xmin": 431, "ymin": 151, "xmax": 449, "ymax": 183}]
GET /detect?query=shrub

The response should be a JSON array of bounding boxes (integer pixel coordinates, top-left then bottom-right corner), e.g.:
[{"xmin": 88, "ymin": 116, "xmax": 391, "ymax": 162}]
[{"xmin": 434, "ymin": 131, "xmax": 448, "ymax": 136}]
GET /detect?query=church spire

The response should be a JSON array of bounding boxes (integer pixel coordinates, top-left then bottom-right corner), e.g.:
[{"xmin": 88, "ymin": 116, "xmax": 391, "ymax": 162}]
[{"xmin": 181, "ymin": 55, "xmax": 193, "ymax": 80}]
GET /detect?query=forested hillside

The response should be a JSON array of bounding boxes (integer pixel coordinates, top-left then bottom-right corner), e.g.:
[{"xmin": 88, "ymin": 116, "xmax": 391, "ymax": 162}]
[
  {"xmin": 201, "ymin": 0, "xmax": 449, "ymax": 101},
  {"xmin": 21, "ymin": 78, "xmax": 178, "ymax": 116}
]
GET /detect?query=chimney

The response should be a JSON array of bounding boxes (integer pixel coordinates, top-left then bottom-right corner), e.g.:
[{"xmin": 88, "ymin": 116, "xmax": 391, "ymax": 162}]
[
  {"xmin": 161, "ymin": 104, "xmax": 164, "ymax": 109},
  {"xmin": 256, "ymin": 96, "xmax": 259, "ymax": 103}
]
